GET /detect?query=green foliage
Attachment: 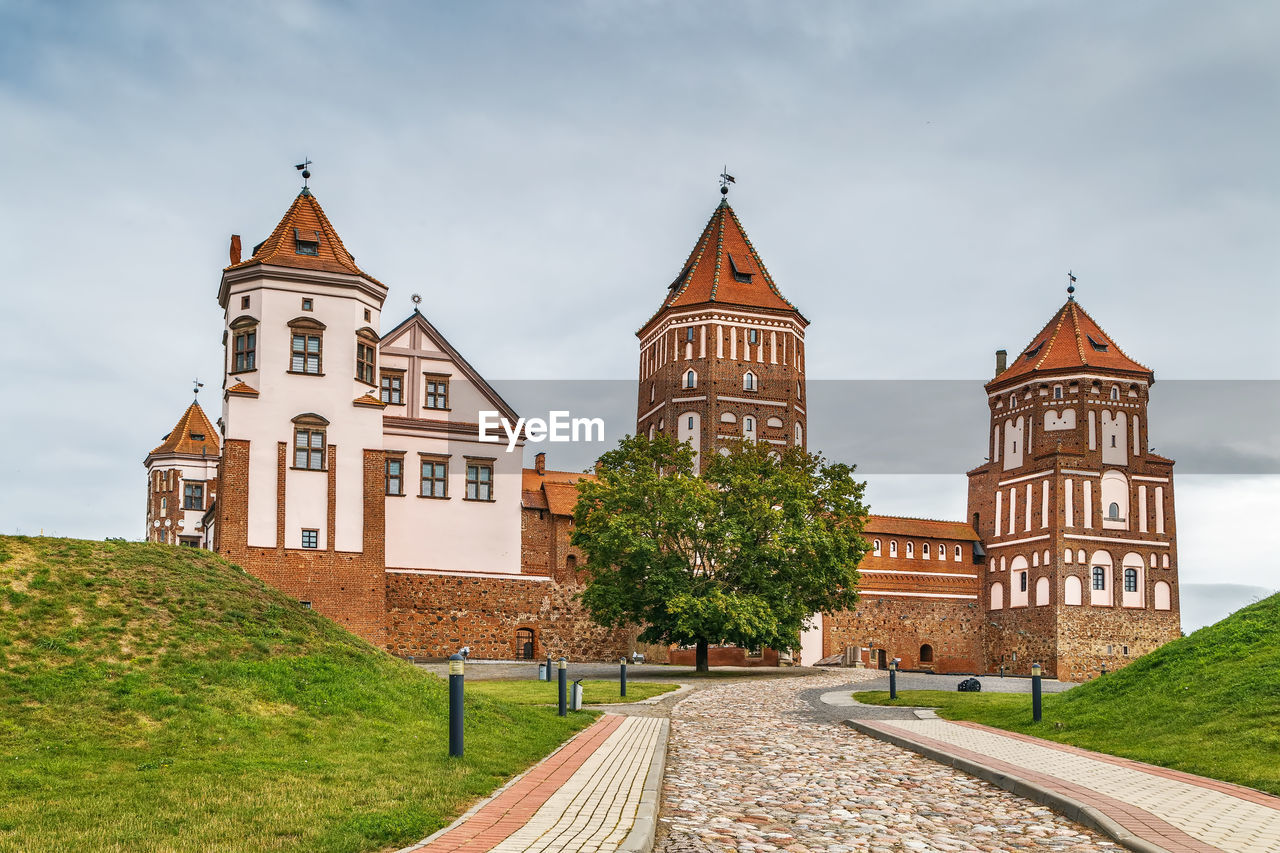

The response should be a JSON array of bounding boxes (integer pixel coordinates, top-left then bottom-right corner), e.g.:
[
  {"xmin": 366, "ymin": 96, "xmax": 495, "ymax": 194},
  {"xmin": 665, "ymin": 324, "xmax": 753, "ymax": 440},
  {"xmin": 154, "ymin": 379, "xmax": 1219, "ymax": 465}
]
[
  {"xmin": 0, "ymin": 536, "xmax": 593, "ymax": 852},
  {"xmin": 855, "ymin": 592, "xmax": 1280, "ymax": 795},
  {"xmin": 572, "ymin": 433, "xmax": 868, "ymax": 656}
]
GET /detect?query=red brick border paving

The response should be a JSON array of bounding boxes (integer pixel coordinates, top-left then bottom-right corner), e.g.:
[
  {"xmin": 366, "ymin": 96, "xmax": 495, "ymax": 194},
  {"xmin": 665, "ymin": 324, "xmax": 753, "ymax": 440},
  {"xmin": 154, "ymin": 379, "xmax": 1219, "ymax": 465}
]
[
  {"xmin": 858, "ymin": 720, "xmax": 1222, "ymax": 853},
  {"xmin": 407, "ymin": 714, "xmax": 626, "ymax": 853}
]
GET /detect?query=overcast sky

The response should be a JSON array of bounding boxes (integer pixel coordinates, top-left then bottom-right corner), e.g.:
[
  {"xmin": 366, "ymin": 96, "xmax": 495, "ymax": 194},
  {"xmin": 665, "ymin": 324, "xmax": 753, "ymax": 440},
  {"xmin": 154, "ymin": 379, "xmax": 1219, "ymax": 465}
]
[{"xmin": 1, "ymin": 1, "xmax": 1276, "ymax": 630}]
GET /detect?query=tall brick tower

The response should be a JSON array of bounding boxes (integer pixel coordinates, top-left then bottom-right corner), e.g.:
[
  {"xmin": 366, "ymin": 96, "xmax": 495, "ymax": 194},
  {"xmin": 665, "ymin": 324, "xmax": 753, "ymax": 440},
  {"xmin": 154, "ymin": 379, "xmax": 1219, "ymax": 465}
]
[
  {"xmin": 637, "ymin": 187, "xmax": 808, "ymax": 469},
  {"xmin": 967, "ymin": 287, "xmax": 1181, "ymax": 680}
]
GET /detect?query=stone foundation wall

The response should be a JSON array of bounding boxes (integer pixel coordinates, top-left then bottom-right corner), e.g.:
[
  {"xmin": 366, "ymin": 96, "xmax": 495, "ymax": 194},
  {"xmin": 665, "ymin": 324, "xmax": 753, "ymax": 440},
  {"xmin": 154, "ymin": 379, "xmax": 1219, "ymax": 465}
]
[
  {"xmin": 1055, "ymin": 607, "xmax": 1181, "ymax": 681},
  {"xmin": 824, "ymin": 597, "xmax": 984, "ymax": 673}
]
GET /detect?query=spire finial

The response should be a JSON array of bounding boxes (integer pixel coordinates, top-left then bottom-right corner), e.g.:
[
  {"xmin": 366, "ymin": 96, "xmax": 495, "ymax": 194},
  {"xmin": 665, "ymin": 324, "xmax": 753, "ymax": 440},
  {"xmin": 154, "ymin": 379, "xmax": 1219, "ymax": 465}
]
[
  {"xmin": 1067, "ymin": 270, "xmax": 1077, "ymax": 300},
  {"xmin": 295, "ymin": 158, "xmax": 313, "ymax": 195},
  {"xmin": 411, "ymin": 293, "xmax": 422, "ymax": 314},
  {"xmin": 193, "ymin": 378, "xmax": 204, "ymax": 401},
  {"xmin": 719, "ymin": 166, "xmax": 735, "ymax": 198}
]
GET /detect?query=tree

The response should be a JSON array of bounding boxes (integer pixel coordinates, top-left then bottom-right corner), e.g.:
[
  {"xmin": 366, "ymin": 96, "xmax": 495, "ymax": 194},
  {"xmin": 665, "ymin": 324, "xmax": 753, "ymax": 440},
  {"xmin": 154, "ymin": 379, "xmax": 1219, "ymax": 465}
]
[{"xmin": 571, "ymin": 433, "xmax": 869, "ymax": 671}]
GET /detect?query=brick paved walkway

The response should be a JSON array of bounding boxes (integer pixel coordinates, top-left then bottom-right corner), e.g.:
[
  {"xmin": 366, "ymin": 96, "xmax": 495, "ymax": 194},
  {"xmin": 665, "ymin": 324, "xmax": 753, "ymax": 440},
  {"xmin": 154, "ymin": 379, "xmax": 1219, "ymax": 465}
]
[
  {"xmin": 398, "ymin": 714, "xmax": 667, "ymax": 853},
  {"xmin": 851, "ymin": 717, "xmax": 1280, "ymax": 853}
]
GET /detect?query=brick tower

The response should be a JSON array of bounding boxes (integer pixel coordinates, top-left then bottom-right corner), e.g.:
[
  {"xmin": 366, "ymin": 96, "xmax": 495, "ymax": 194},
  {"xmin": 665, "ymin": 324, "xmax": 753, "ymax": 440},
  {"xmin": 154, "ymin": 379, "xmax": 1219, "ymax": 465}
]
[
  {"xmin": 967, "ymin": 288, "xmax": 1181, "ymax": 680},
  {"xmin": 636, "ymin": 188, "xmax": 808, "ymax": 468}
]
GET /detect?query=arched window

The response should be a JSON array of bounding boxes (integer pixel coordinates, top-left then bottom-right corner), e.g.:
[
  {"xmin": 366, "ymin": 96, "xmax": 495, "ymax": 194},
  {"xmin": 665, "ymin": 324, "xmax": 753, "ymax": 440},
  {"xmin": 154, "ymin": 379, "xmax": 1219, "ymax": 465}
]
[
  {"xmin": 919, "ymin": 644, "xmax": 934, "ymax": 663},
  {"xmin": 566, "ymin": 554, "xmax": 578, "ymax": 572},
  {"xmin": 1154, "ymin": 581, "xmax": 1172, "ymax": 610},
  {"xmin": 873, "ymin": 539, "xmax": 882, "ymax": 556},
  {"xmin": 794, "ymin": 423, "xmax": 803, "ymax": 446},
  {"xmin": 954, "ymin": 544, "xmax": 962, "ymax": 561},
  {"xmin": 922, "ymin": 542, "xmax": 930, "ymax": 558},
  {"xmin": 990, "ymin": 582, "xmax": 1004, "ymax": 610},
  {"xmin": 1124, "ymin": 568, "xmax": 1138, "ymax": 593},
  {"xmin": 1035, "ymin": 576, "xmax": 1050, "ymax": 606},
  {"xmin": 515, "ymin": 628, "xmax": 535, "ymax": 660},
  {"xmin": 906, "ymin": 542, "xmax": 914, "ymax": 558},
  {"xmin": 743, "ymin": 371, "xmax": 757, "ymax": 391},
  {"xmin": 1092, "ymin": 566, "xmax": 1106, "ymax": 590},
  {"xmin": 684, "ymin": 369, "xmax": 697, "ymax": 389},
  {"xmin": 1064, "ymin": 548, "xmax": 1073, "ymax": 564},
  {"xmin": 889, "ymin": 540, "xmax": 898, "ymax": 557},
  {"xmin": 1110, "ymin": 385, "xmax": 1120, "ymax": 400},
  {"xmin": 1108, "ymin": 502, "xmax": 1121, "ymax": 519},
  {"xmin": 1163, "ymin": 554, "xmax": 1170, "ymax": 568},
  {"xmin": 1065, "ymin": 575, "xmax": 1083, "ymax": 605},
  {"xmin": 1150, "ymin": 554, "xmax": 1157, "ymax": 568}
]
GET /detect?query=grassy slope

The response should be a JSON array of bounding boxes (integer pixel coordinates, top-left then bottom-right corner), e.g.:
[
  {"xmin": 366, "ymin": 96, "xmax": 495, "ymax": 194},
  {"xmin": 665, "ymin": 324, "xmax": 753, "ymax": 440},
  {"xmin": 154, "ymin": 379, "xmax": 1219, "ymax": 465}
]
[
  {"xmin": 856, "ymin": 592, "xmax": 1280, "ymax": 795},
  {"xmin": 0, "ymin": 537, "xmax": 595, "ymax": 853},
  {"xmin": 468, "ymin": 680, "xmax": 676, "ymax": 705}
]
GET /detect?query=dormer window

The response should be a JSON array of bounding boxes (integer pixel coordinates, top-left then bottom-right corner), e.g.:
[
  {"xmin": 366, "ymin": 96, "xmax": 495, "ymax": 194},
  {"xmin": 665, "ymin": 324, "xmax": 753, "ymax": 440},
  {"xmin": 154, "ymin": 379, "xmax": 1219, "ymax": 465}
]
[
  {"xmin": 1024, "ymin": 341, "xmax": 1043, "ymax": 360},
  {"xmin": 189, "ymin": 433, "xmax": 204, "ymax": 441},
  {"xmin": 1087, "ymin": 334, "xmax": 1109, "ymax": 352},
  {"xmin": 294, "ymin": 229, "xmax": 320, "ymax": 256},
  {"xmin": 728, "ymin": 253, "xmax": 754, "ymax": 283}
]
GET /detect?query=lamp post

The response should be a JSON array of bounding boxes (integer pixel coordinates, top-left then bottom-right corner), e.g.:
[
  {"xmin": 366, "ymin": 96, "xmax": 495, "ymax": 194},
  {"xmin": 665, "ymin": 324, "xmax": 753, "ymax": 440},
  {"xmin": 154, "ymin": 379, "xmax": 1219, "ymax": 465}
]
[
  {"xmin": 558, "ymin": 657, "xmax": 568, "ymax": 716},
  {"xmin": 889, "ymin": 658, "xmax": 899, "ymax": 700},
  {"xmin": 620, "ymin": 656, "xmax": 628, "ymax": 698},
  {"xmin": 1031, "ymin": 662, "xmax": 1043, "ymax": 723},
  {"xmin": 448, "ymin": 653, "xmax": 465, "ymax": 757}
]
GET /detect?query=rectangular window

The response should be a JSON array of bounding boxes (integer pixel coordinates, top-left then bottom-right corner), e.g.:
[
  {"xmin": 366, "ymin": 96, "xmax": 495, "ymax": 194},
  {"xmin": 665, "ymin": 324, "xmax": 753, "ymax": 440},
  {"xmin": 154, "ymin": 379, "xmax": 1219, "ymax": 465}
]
[
  {"xmin": 465, "ymin": 462, "xmax": 493, "ymax": 501},
  {"xmin": 301, "ymin": 297, "xmax": 314, "ymax": 310},
  {"xmin": 1019, "ymin": 571, "xmax": 1028, "ymax": 592},
  {"xmin": 241, "ymin": 295, "xmax": 250, "ymax": 309},
  {"xmin": 685, "ymin": 327, "xmax": 695, "ymax": 342},
  {"xmin": 183, "ymin": 482, "xmax": 204, "ymax": 510},
  {"xmin": 356, "ymin": 340, "xmax": 376, "ymax": 384},
  {"xmin": 233, "ymin": 328, "xmax": 256, "ymax": 371},
  {"xmin": 425, "ymin": 376, "xmax": 449, "ymax": 410},
  {"xmin": 748, "ymin": 328, "xmax": 759, "ymax": 345},
  {"xmin": 294, "ymin": 428, "xmax": 325, "ymax": 470},
  {"xmin": 386, "ymin": 458, "xmax": 403, "ymax": 495},
  {"xmin": 380, "ymin": 372, "xmax": 403, "ymax": 404},
  {"xmin": 291, "ymin": 333, "xmax": 322, "ymax": 374},
  {"xmin": 421, "ymin": 459, "xmax": 448, "ymax": 497},
  {"xmin": 301, "ymin": 529, "xmax": 318, "ymax": 549}
]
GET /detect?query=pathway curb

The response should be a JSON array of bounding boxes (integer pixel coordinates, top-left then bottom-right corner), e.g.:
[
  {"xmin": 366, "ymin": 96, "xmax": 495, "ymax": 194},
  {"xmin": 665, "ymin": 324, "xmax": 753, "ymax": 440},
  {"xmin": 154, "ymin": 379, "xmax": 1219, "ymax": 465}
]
[
  {"xmin": 618, "ymin": 717, "xmax": 671, "ymax": 853},
  {"xmin": 842, "ymin": 719, "xmax": 1172, "ymax": 853}
]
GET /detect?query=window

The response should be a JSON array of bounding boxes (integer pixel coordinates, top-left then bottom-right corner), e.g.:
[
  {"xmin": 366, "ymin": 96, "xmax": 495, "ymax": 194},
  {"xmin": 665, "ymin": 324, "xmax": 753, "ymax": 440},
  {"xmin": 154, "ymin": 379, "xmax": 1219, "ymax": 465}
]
[
  {"xmin": 743, "ymin": 371, "xmax": 757, "ymax": 391},
  {"xmin": 1124, "ymin": 568, "xmax": 1138, "ymax": 593},
  {"xmin": 421, "ymin": 458, "xmax": 447, "ymax": 497},
  {"xmin": 1111, "ymin": 434, "xmax": 1117, "ymax": 448},
  {"xmin": 954, "ymin": 544, "xmax": 962, "ymax": 561},
  {"xmin": 1088, "ymin": 335, "xmax": 1110, "ymax": 352},
  {"xmin": 183, "ymin": 482, "xmax": 204, "ymax": 510},
  {"xmin": 516, "ymin": 628, "xmax": 535, "ymax": 660},
  {"xmin": 906, "ymin": 542, "xmax": 914, "ymax": 558},
  {"xmin": 889, "ymin": 540, "xmax": 897, "ymax": 557},
  {"xmin": 291, "ymin": 332, "xmax": 322, "ymax": 374},
  {"xmin": 873, "ymin": 539, "xmax": 881, "ymax": 556},
  {"xmin": 684, "ymin": 369, "xmax": 697, "ymax": 389},
  {"xmin": 293, "ymin": 425, "xmax": 326, "ymax": 470},
  {"xmin": 386, "ymin": 458, "xmax": 403, "ymax": 495},
  {"xmin": 301, "ymin": 297, "xmax": 314, "ymax": 310},
  {"xmin": 364, "ymin": 308, "xmax": 371, "ymax": 322},
  {"xmin": 748, "ymin": 328, "xmax": 759, "ymax": 345},
  {"xmin": 233, "ymin": 327, "xmax": 256, "ymax": 371},
  {"xmin": 160, "ymin": 496, "xmax": 167, "ymax": 513},
  {"xmin": 728, "ymin": 253, "xmax": 753, "ymax": 283},
  {"xmin": 425, "ymin": 376, "xmax": 449, "ymax": 410},
  {"xmin": 687, "ymin": 415, "xmax": 694, "ymax": 429},
  {"xmin": 1110, "ymin": 385, "xmax": 1120, "ymax": 400},
  {"xmin": 685, "ymin": 327, "xmax": 695, "ymax": 342},
  {"xmin": 356, "ymin": 339, "xmax": 376, "ymax": 385},
  {"xmin": 1108, "ymin": 501, "xmax": 1121, "ymax": 520},
  {"xmin": 922, "ymin": 542, "xmax": 930, "ymax": 558},
  {"xmin": 300, "ymin": 600, "xmax": 312, "ymax": 610},
  {"xmin": 1092, "ymin": 566, "xmax": 1106, "ymax": 590},
  {"xmin": 241, "ymin": 295, "xmax": 250, "ymax": 309},
  {"xmin": 301, "ymin": 529, "xmax": 318, "ymax": 549},
  {"xmin": 1053, "ymin": 384, "xmax": 1063, "ymax": 399},
  {"xmin": 1020, "ymin": 572, "xmax": 1028, "ymax": 592},
  {"xmin": 919, "ymin": 644, "xmax": 934, "ymax": 663},
  {"xmin": 380, "ymin": 372, "xmax": 403, "ymax": 404},
  {"xmin": 744, "ymin": 416, "xmax": 754, "ymax": 432},
  {"xmin": 296, "ymin": 230, "xmax": 319, "ymax": 256},
  {"xmin": 466, "ymin": 462, "xmax": 493, "ymax": 501}
]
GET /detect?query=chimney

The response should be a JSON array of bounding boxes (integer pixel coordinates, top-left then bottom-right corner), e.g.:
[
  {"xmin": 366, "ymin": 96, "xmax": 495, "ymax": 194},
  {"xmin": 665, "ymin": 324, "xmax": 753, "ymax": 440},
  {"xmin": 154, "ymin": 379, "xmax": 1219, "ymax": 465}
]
[
  {"xmin": 534, "ymin": 452, "xmax": 546, "ymax": 476},
  {"xmin": 995, "ymin": 349, "xmax": 1007, "ymax": 376},
  {"xmin": 229, "ymin": 234, "xmax": 242, "ymax": 266}
]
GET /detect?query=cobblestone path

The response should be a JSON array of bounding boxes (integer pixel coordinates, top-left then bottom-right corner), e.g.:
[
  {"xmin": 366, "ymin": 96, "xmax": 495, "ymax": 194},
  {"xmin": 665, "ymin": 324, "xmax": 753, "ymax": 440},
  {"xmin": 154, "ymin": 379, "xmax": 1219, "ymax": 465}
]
[{"xmin": 656, "ymin": 672, "xmax": 1114, "ymax": 853}]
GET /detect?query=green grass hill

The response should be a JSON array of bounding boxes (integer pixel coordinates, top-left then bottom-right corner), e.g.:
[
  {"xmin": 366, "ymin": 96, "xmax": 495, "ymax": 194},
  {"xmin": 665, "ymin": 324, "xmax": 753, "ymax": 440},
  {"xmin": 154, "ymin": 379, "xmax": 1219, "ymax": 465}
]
[
  {"xmin": 858, "ymin": 591, "xmax": 1280, "ymax": 794},
  {"xmin": 0, "ymin": 536, "xmax": 594, "ymax": 852}
]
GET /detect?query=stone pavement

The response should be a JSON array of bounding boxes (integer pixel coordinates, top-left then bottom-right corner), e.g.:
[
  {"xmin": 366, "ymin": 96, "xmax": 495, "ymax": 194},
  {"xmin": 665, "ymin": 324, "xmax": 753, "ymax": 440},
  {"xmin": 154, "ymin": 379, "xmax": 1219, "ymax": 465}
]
[
  {"xmin": 397, "ymin": 713, "xmax": 668, "ymax": 853},
  {"xmin": 656, "ymin": 670, "xmax": 1115, "ymax": 852},
  {"xmin": 850, "ymin": 717, "xmax": 1280, "ymax": 853}
]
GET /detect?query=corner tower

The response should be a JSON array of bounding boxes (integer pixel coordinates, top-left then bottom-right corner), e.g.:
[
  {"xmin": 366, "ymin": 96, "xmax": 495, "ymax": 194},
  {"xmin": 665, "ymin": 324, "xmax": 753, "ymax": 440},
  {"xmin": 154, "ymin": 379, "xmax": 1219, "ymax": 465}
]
[
  {"xmin": 967, "ymin": 289, "xmax": 1181, "ymax": 680},
  {"xmin": 637, "ymin": 191, "xmax": 808, "ymax": 469},
  {"xmin": 144, "ymin": 398, "xmax": 219, "ymax": 547}
]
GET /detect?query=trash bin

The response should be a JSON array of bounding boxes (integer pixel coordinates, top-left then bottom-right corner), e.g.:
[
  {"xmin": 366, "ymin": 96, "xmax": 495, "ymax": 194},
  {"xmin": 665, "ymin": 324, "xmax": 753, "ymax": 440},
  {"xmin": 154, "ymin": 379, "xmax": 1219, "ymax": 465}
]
[
  {"xmin": 570, "ymin": 679, "xmax": 584, "ymax": 711},
  {"xmin": 538, "ymin": 662, "xmax": 548, "ymax": 681}
]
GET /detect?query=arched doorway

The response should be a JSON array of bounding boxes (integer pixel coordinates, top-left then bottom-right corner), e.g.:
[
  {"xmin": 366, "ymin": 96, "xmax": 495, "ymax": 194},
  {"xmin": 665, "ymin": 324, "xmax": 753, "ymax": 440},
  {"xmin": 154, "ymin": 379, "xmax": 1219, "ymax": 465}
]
[
  {"xmin": 515, "ymin": 628, "xmax": 535, "ymax": 660},
  {"xmin": 919, "ymin": 643, "xmax": 934, "ymax": 664}
]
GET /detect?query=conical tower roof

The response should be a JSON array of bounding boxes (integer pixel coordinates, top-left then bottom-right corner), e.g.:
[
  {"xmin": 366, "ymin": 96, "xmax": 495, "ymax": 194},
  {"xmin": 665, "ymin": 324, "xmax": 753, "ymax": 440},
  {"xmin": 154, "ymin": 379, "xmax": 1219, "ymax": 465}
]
[
  {"xmin": 225, "ymin": 189, "xmax": 380, "ymax": 284},
  {"xmin": 148, "ymin": 400, "xmax": 220, "ymax": 458},
  {"xmin": 651, "ymin": 199, "xmax": 804, "ymax": 323},
  {"xmin": 990, "ymin": 297, "xmax": 1152, "ymax": 389}
]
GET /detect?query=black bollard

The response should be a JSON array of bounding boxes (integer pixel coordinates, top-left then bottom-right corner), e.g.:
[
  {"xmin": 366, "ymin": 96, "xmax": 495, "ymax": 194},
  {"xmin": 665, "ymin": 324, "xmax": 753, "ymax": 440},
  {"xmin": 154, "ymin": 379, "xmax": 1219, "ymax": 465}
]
[
  {"xmin": 557, "ymin": 657, "xmax": 568, "ymax": 717},
  {"xmin": 1031, "ymin": 662, "xmax": 1043, "ymax": 723},
  {"xmin": 546, "ymin": 655, "xmax": 552, "ymax": 682},
  {"xmin": 620, "ymin": 657, "xmax": 628, "ymax": 698},
  {"xmin": 448, "ymin": 653, "xmax": 465, "ymax": 757},
  {"xmin": 889, "ymin": 658, "xmax": 898, "ymax": 700}
]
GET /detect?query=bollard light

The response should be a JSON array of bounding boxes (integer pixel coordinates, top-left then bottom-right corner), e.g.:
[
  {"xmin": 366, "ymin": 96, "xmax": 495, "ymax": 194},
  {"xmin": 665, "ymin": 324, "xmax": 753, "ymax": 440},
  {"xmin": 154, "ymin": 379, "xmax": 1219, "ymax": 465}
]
[
  {"xmin": 1031, "ymin": 661, "xmax": 1043, "ymax": 723},
  {"xmin": 448, "ymin": 653, "xmax": 465, "ymax": 757},
  {"xmin": 889, "ymin": 657, "xmax": 899, "ymax": 700},
  {"xmin": 558, "ymin": 657, "xmax": 568, "ymax": 717},
  {"xmin": 620, "ymin": 656, "xmax": 628, "ymax": 699}
]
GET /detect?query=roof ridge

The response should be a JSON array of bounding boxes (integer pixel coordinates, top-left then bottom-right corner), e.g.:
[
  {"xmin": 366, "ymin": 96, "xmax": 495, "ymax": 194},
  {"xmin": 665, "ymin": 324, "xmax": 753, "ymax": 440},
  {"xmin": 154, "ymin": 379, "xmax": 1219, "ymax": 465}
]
[{"xmin": 1072, "ymin": 299, "xmax": 1151, "ymax": 374}]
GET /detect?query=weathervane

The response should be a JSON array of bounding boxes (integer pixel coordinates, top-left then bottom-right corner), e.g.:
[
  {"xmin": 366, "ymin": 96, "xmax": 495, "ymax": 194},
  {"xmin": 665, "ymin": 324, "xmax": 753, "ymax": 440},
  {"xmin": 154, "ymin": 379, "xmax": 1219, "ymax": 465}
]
[
  {"xmin": 1067, "ymin": 270, "xmax": 1077, "ymax": 300},
  {"xmin": 719, "ymin": 166, "xmax": 735, "ymax": 197},
  {"xmin": 295, "ymin": 158, "xmax": 313, "ymax": 192},
  {"xmin": 411, "ymin": 293, "xmax": 422, "ymax": 313},
  {"xmin": 193, "ymin": 378, "xmax": 204, "ymax": 400}
]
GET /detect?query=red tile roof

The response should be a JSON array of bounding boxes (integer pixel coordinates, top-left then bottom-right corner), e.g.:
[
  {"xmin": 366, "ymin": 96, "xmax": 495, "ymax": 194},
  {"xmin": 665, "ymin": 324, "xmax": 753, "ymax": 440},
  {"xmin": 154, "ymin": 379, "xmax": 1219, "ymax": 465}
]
[
  {"xmin": 150, "ymin": 400, "xmax": 220, "ymax": 457},
  {"xmin": 353, "ymin": 392, "xmax": 386, "ymax": 408},
  {"xmin": 521, "ymin": 467, "xmax": 595, "ymax": 516},
  {"xmin": 226, "ymin": 380, "xmax": 258, "ymax": 396},
  {"xmin": 863, "ymin": 514, "xmax": 979, "ymax": 541},
  {"xmin": 991, "ymin": 299, "xmax": 1152, "ymax": 389},
  {"xmin": 653, "ymin": 200, "xmax": 802, "ymax": 320},
  {"xmin": 225, "ymin": 190, "xmax": 381, "ymax": 285}
]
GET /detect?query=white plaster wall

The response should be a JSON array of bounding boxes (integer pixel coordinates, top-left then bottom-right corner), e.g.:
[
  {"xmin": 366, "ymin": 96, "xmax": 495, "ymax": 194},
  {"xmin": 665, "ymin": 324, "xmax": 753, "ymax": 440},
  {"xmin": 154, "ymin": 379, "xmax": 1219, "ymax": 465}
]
[
  {"xmin": 800, "ymin": 613, "xmax": 824, "ymax": 665},
  {"xmin": 1090, "ymin": 550, "xmax": 1113, "ymax": 606},
  {"xmin": 1044, "ymin": 408, "xmax": 1076, "ymax": 431},
  {"xmin": 1122, "ymin": 552, "xmax": 1145, "ymax": 608},
  {"xmin": 1002, "ymin": 416, "xmax": 1024, "ymax": 470},
  {"xmin": 1065, "ymin": 575, "xmax": 1083, "ymax": 605},
  {"xmin": 1010, "ymin": 555, "xmax": 1029, "ymax": 607},
  {"xmin": 1035, "ymin": 576, "xmax": 1050, "ymax": 606},
  {"xmin": 284, "ymin": 467, "xmax": 328, "ymax": 549},
  {"xmin": 1102, "ymin": 410, "xmax": 1128, "ymax": 465},
  {"xmin": 678, "ymin": 411, "xmax": 701, "ymax": 468},
  {"xmin": 1101, "ymin": 470, "xmax": 1129, "ymax": 530}
]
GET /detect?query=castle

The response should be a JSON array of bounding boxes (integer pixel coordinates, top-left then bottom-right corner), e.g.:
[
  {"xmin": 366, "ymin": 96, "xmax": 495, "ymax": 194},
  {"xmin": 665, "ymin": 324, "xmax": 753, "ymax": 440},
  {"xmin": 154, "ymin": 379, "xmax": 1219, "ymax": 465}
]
[{"xmin": 144, "ymin": 178, "xmax": 1181, "ymax": 680}]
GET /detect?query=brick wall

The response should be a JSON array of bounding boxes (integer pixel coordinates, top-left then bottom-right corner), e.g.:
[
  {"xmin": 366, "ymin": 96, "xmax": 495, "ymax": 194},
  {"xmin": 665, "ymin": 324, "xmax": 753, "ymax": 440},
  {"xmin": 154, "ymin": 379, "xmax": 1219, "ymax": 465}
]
[{"xmin": 825, "ymin": 597, "xmax": 984, "ymax": 673}]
